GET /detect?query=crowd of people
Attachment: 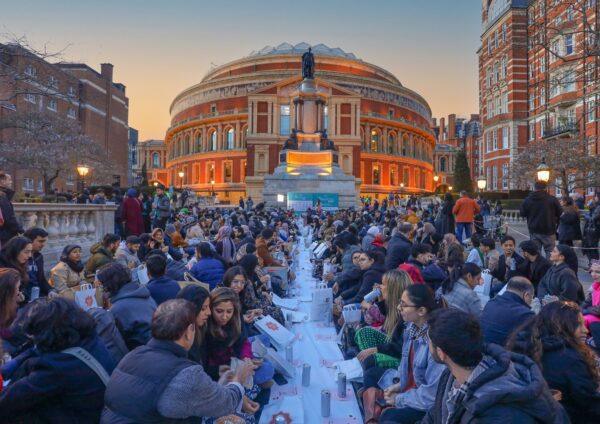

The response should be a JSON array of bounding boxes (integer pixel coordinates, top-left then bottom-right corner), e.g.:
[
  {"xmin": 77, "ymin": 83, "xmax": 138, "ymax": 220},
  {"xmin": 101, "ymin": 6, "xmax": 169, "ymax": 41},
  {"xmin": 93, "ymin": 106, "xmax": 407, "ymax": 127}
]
[{"xmin": 1, "ymin": 167, "xmax": 600, "ymax": 422}]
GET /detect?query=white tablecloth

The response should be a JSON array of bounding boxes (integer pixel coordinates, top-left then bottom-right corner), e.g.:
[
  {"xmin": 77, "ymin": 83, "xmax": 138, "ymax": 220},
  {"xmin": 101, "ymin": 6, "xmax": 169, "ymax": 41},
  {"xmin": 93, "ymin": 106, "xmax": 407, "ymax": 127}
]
[{"xmin": 260, "ymin": 233, "xmax": 364, "ymax": 424}]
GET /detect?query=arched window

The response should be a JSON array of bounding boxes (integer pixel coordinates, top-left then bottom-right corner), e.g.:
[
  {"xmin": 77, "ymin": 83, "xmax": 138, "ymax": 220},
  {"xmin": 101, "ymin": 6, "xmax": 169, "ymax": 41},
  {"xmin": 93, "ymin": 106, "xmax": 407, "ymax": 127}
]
[
  {"xmin": 388, "ymin": 133, "xmax": 395, "ymax": 154},
  {"xmin": 226, "ymin": 128, "xmax": 234, "ymax": 150},
  {"xmin": 370, "ymin": 130, "xmax": 379, "ymax": 152},
  {"xmin": 152, "ymin": 152, "xmax": 160, "ymax": 168},
  {"xmin": 440, "ymin": 157, "xmax": 447, "ymax": 172},
  {"xmin": 209, "ymin": 130, "xmax": 217, "ymax": 151},
  {"xmin": 402, "ymin": 135, "xmax": 409, "ymax": 156},
  {"xmin": 195, "ymin": 133, "xmax": 202, "ymax": 153}
]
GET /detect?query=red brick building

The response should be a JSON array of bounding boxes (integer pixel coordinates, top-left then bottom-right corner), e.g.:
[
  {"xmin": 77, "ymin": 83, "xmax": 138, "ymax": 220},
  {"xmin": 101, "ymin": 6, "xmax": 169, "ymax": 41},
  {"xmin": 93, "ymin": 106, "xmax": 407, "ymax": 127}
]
[
  {"xmin": 165, "ymin": 43, "xmax": 436, "ymax": 203},
  {"xmin": 478, "ymin": 0, "xmax": 600, "ymax": 196},
  {"xmin": 0, "ymin": 44, "xmax": 129, "ymax": 194}
]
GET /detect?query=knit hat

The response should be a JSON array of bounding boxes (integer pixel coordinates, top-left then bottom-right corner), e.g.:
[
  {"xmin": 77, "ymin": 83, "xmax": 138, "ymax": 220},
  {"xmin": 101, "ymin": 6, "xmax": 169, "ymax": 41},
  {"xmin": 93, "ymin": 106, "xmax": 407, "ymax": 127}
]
[
  {"xmin": 60, "ymin": 244, "xmax": 82, "ymax": 262},
  {"xmin": 126, "ymin": 188, "xmax": 137, "ymax": 197}
]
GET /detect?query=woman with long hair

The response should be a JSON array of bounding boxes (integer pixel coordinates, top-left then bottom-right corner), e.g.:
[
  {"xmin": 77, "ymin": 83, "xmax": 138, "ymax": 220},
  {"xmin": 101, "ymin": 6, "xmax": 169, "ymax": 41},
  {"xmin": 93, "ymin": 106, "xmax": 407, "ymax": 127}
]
[
  {"xmin": 441, "ymin": 262, "xmax": 483, "ymax": 317},
  {"xmin": 222, "ymin": 265, "xmax": 283, "ymax": 325},
  {"xmin": 0, "ymin": 236, "xmax": 32, "ymax": 300},
  {"xmin": 508, "ymin": 301, "xmax": 600, "ymax": 423},
  {"xmin": 176, "ymin": 285, "xmax": 211, "ymax": 365},
  {"xmin": 374, "ymin": 284, "xmax": 445, "ymax": 424},
  {"xmin": 538, "ymin": 244, "xmax": 584, "ymax": 303},
  {"xmin": 49, "ymin": 244, "xmax": 85, "ymax": 296},
  {"xmin": 0, "ymin": 268, "xmax": 22, "ymax": 333},
  {"xmin": 558, "ymin": 196, "xmax": 583, "ymax": 247},
  {"xmin": 355, "ymin": 270, "xmax": 412, "ymax": 384}
]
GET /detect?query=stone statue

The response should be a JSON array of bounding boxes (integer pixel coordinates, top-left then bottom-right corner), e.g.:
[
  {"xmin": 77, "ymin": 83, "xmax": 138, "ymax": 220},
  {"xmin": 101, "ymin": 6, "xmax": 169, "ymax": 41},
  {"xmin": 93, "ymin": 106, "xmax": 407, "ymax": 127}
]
[
  {"xmin": 283, "ymin": 130, "xmax": 299, "ymax": 150},
  {"xmin": 302, "ymin": 48, "xmax": 315, "ymax": 79},
  {"xmin": 320, "ymin": 130, "xmax": 336, "ymax": 151}
]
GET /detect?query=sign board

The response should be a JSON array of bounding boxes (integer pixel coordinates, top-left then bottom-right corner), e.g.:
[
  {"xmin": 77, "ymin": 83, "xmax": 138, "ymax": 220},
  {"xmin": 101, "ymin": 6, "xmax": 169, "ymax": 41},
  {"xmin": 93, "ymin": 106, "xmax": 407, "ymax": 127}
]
[{"xmin": 287, "ymin": 192, "xmax": 339, "ymax": 212}]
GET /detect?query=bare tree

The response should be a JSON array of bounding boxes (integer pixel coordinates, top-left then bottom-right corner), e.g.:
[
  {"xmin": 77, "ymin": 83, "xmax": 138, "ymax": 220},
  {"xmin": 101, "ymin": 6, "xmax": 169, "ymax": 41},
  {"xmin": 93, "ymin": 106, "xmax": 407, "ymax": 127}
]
[{"xmin": 0, "ymin": 109, "xmax": 119, "ymax": 194}]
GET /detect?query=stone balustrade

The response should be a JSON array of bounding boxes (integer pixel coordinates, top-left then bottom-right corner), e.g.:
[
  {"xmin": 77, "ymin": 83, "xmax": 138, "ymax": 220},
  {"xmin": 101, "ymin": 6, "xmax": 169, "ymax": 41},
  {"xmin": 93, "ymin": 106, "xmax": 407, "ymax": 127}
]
[
  {"xmin": 13, "ymin": 203, "xmax": 117, "ymax": 270},
  {"xmin": 501, "ymin": 209, "xmax": 525, "ymax": 223}
]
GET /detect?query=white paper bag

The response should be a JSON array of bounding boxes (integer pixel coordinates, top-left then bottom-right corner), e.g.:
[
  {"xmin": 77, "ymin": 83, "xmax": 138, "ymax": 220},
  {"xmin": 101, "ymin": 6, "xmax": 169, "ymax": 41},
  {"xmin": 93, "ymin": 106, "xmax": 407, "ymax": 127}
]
[
  {"xmin": 75, "ymin": 283, "xmax": 98, "ymax": 311},
  {"xmin": 310, "ymin": 284, "xmax": 333, "ymax": 321},
  {"xmin": 342, "ymin": 304, "xmax": 362, "ymax": 324},
  {"xmin": 137, "ymin": 265, "xmax": 149, "ymax": 285},
  {"xmin": 254, "ymin": 315, "xmax": 295, "ymax": 351}
]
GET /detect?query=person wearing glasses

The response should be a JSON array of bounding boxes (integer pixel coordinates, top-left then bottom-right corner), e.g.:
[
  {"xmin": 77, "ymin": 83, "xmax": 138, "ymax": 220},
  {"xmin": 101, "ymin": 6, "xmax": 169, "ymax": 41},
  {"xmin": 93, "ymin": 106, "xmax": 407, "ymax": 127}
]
[{"xmin": 375, "ymin": 285, "xmax": 445, "ymax": 424}]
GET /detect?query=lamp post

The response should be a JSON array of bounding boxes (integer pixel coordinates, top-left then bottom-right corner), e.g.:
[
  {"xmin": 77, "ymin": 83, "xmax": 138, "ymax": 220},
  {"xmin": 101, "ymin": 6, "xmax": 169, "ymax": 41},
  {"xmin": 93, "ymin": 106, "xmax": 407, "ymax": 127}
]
[
  {"xmin": 536, "ymin": 158, "xmax": 550, "ymax": 183},
  {"xmin": 153, "ymin": 181, "xmax": 159, "ymax": 188},
  {"xmin": 178, "ymin": 171, "xmax": 184, "ymax": 190},
  {"xmin": 477, "ymin": 174, "xmax": 487, "ymax": 192},
  {"xmin": 76, "ymin": 164, "xmax": 90, "ymax": 193},
  {"xmin": 448, "ymin": 185, "xmax": 453, "ymax": 193}
]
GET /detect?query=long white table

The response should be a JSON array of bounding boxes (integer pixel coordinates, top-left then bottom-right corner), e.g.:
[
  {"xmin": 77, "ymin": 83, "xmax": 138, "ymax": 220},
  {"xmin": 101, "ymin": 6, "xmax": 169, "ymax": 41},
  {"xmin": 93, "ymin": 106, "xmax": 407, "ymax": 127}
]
[{"xmin": 260, "ymin": 233, "xmax": 364, "ymax": 424}]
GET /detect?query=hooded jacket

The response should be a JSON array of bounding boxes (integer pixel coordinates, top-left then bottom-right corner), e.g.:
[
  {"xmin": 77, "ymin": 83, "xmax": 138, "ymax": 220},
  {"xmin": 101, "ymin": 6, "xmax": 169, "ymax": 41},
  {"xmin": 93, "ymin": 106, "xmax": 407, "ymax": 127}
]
[
  {"xmin": 420, "ymin": 344, "xmax": 568, "ymax": 424},
  {"xmin": 84, "ymin": 243, "xmax": 114, "ymax": 282},
  {"xmin": 110, "ymin": 282, "xmax": 157, "ymax": 349},
  {"xmin": 520, "ymin": 190, "xmax": 562, "ymax": 235},
  {"xmin": 537, "ymin": 262, "xmax": 584, "ymax": 303},
  {"xmin": 385, "ymin": 232, "xmax": 412, "ymax": 271},
  {"xmin": 115, "ymin": 243, "xmax": 142, "ymax": 282}
]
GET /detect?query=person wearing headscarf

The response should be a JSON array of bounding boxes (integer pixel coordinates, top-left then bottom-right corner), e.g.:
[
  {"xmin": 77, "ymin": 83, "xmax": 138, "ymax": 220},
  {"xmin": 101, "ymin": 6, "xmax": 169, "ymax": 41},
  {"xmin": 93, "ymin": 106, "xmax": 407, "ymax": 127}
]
[
  {"xmin": 215, "ymin": 225, "xmax": 236, "ymax": 266},
  {"xmin": 121, "ymin": 188, "xmax": 144, "ymax": 236},
  {"xmin": 49, "ymin": 244, "xmax": 86, "ymax": 295}
]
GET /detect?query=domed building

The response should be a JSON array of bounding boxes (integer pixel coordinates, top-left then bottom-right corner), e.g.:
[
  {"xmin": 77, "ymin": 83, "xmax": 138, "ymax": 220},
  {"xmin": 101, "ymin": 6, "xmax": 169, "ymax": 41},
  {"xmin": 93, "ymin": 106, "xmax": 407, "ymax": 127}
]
[{"xmin": 165, "ymin": 42, "xmax": 436, "ymax": 203}]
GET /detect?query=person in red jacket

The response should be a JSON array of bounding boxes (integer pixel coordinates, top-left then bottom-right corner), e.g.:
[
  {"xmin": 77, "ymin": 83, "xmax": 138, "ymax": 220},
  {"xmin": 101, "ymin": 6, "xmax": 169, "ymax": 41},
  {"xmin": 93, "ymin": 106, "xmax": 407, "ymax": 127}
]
[
  {"xmin": 121, "ymin": 188, "xmax": 144, "ymax": 236},
  {"xmin": 452, "ymin": 191, "xmax": 480, "ymax": 243}
]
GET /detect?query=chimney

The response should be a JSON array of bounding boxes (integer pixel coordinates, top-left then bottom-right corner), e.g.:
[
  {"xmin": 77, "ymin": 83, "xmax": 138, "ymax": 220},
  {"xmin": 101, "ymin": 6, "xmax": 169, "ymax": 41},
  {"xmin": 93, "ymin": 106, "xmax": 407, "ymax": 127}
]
[
  {"xmin": 439, "ymin": 117, "xmax": 445, "ymax": 143},
  {"xmin": 448, "ymin": 114, "xmax": 456, "ymax": 143},
  {"xmin": 101, "ymin": 63, "xmax": 113, "ymax": 82}
]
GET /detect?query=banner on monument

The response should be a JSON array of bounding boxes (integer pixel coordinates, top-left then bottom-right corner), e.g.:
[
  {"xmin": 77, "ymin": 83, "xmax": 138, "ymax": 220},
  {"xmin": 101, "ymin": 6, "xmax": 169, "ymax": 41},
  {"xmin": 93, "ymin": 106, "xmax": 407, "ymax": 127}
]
[{"xmin": 287, "ymin": 192, "xmax": 338, "ymax": 212}]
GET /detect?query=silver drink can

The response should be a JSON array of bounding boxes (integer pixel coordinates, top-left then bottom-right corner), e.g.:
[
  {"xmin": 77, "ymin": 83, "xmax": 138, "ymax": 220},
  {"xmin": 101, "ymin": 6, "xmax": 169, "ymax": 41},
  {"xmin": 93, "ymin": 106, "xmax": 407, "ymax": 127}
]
[
  {"xmin": 274, "ymin": 415, "xmax": 286, "ymax": 424},
  {"xmin": 321, "ymin": 389, "xmax": 331, "ymax": 417},
  {"xmin": 364, "ymin": 288, "xmax": 382, "ymax": 303},
  {"xmin": 30, "ymin": 286, "xmax": 40, "ymax": 301},
  {"xmin": 285, "ymin": 312, "xmax": 293, "ymax": 330},
  {"xmin": 286, "ymin": 344, "xmax": 293, "ymax": 363},
  {"xmin": 302, "ymin": 363, "xmax": 311, "ymax": 386},
  {"xmin": 337, "ymin": 372, "xmax": 347, "ymax": 398}
]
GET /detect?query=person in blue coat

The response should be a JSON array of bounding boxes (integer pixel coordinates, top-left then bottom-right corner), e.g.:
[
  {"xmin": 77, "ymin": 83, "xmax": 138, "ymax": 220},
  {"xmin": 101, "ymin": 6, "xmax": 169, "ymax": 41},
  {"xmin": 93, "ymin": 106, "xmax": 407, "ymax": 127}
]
[
  {"xmin": 480, "ymin": 277, "xmax": 535, "ymax": 346},
  {"xmin": 191, "ymin": 242, "xmax": 226, "ymax": 290},
  {"xmin": 97, "ymin": 262, "xmax": 157, "ymax": 350},
  {"xmin": 146, "ymin": 253, "xmax": 181, "ymax": 305},
  {"xmin": 0, "ymin": 298, "xmax": 115, "ymax": 423}
]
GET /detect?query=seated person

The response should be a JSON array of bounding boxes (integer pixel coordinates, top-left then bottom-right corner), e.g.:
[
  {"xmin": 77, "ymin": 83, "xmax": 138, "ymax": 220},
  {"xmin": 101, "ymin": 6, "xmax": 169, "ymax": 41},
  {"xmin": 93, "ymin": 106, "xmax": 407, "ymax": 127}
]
[
  {"xmin": 491, "ymin": 235, "xmax": 524, "ymax": 296},
  {"xmin": 479, "ymin": 237, "xmax": 499, "ymax": 272},
  {"xmin": 190, "ymin": 242, "xmax": 225, "ymax": 290},
  {"xmin": 146, "ymin": 253, "xmax": 181, "ymax": 305},
  {"xmin": 440, "ymin": 263, "xmax": 483, "ymax": 317},
  {"xmin": 480, "ymin": 276, "xmax": 535, "ymax": 346},
  {"xmin": 517, "ymin": 240, "xmax": 552, "ymax": 291}
]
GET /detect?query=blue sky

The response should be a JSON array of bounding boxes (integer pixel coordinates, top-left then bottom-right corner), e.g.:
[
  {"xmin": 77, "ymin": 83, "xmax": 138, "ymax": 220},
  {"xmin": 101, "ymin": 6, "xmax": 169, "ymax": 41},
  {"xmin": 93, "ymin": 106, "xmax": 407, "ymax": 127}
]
[{"xmin": 2, "ymin": 0, "xmax": 481, "ymax": 139}]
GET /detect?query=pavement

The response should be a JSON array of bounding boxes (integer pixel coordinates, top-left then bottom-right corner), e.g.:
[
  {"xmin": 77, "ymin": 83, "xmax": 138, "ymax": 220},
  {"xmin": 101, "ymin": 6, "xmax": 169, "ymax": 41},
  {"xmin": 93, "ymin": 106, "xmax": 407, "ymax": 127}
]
[{"xmin": 503, "ymin": 221, "xmax": 593, "ymax": 290}]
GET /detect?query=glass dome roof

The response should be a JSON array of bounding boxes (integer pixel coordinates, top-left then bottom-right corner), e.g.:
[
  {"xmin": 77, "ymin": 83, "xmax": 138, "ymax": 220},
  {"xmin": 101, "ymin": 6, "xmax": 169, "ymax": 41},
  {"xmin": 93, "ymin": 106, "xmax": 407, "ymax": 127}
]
[{"xmin": 247, "ymin": 42, "xmax": 358, "ymax": 60}]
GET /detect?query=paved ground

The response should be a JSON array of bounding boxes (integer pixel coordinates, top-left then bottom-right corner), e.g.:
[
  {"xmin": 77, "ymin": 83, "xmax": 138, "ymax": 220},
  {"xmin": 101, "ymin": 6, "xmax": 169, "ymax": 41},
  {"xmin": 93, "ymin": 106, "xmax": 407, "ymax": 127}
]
[{"xmin": 504, "ymin": 221, "xmax": 593, "ymax": 289}]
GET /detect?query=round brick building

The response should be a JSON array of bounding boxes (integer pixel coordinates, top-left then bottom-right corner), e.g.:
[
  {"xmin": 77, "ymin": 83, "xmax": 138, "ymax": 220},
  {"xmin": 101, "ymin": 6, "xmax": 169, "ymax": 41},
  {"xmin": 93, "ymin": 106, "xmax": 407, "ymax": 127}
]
[{"xmin": 166, "ymin": 42, "xmax": 436, "ymax": 203}]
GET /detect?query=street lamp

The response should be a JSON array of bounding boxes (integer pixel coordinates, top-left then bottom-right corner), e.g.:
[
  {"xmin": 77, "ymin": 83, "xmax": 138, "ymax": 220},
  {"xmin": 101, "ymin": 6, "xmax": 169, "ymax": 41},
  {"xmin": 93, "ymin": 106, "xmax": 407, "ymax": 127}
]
[
  {"xmin": 76, "ymin": 164, "xmax": 90, "ymax": 193},
  {"xmin": 153, "ymin": 181, "xmax": 159, "ymax": 187},
  {"xmin": 178, "ymin": 171, "xmax": 185, "ymax": 189},
  {"xmin": 400, "ymin": 182, "xmax": 404, "ymax": 198},
  {"xmin": 536, "ymin": 158, "xmax": 550, "ymax": 183},
  {"xmin": 448, "ymin": 185, "xmax": 453, "ymax": 192},
  {"xmin": 433, "ymin": 174, "xmax": 439, "ymax": 183},
  {"xmin": 477, "ymin": 174, "xmax": 487, "ymax": 191}
]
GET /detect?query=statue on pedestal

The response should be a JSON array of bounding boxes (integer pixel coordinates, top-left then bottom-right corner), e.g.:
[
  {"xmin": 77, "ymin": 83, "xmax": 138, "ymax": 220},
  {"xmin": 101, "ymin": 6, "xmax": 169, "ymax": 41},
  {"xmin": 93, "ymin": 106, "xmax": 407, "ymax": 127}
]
[
  {"xmin": 283, "ymin": 129, "xmax": 299, "ymax": 150},
  {"xmin": 302, "ymin": 48, "xmax": 315, "ymax": 80},
  {"xmin": 320, "ymin": 130, "xmax": 336, "ymax": 151}
]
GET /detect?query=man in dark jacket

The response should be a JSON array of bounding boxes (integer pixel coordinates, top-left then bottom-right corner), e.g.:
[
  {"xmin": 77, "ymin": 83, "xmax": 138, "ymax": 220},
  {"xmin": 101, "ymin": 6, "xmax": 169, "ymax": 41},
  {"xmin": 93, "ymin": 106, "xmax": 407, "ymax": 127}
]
[
  {"xmin": 385, "ymin": 222, "xmax": 413, "ymax": 270},
  {"xmin": 146, "ymin": 253, "xmax": 181, "ymax": 305},
  {"xmin": 417, "ymin": 308, "xmax": 566, "ymax": 424},
  {"xmin": 102, "ymin": 299, "xmax": 251, "ymax": 422},
  {"xmin": 491, "ymin": 235, "xmax": 524, "ymax": 295},
  {"xmin": 520, "ymin": 181, "xmax": 562, "ymax": 257},
  {"xmin": 0, "ymin": 172, "xmax": 23, "ymax": 247},
  {"xmin": 480, "ymin": 277, "xmax": 535, "ymax": 346},
  {"xmin": 153, "ymin": 186, "xmax": 171, "ymax": 230},
  {"xmin": 23, "ymin": 227, "xmax": 51, "ymax": 297},
  {"xmin": 85, "ymin": 233, "xmax": 120, "ymax": 282},
  {"xmin": 517, "ymin": 240, "xmax": 552, "ymax": 291}
]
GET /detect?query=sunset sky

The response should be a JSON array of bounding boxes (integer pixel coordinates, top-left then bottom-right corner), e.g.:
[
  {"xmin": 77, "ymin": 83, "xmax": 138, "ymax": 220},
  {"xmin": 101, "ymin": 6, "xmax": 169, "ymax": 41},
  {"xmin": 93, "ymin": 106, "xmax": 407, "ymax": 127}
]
[{"xmin": 2, "ymin": 0, "xmax": 481, "ymax": 140}]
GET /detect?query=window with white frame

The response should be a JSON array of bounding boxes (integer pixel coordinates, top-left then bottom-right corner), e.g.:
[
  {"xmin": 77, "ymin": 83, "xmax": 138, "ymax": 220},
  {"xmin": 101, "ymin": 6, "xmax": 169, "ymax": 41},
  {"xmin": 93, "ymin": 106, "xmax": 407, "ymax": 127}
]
[
  {"xmin": 48, "ymin": 76, "xmax": 58, "ymax": 89},
  {"xmin": 586, "ymin": 62, "xmax": 595, "ymax": 86},
  {"xmin": 540, "ymin": 87, "xmax": 546, "ymax": 106},
  {"xmin": 37, "ymin": 180, "xmax": 43, "ymax": 193},
  {"xmin": 279, "ymin": 105, "xmax": 290, "ymax": 135},
  {"xmin": 501, "ymin": 92, "xmax": 508, "ymax": 113},
  {"xmin": 529, "ymin": 94, "xmax": 535, "ymax": 111},
  {"xmin": 492, "ymin": 165, "xmax": 498, "ymax": 190},
  {"xmin": 486, "ymin": 132, "xmax": 491, "ymax": 152},
  {"xmin": 502, "ymin": 163, "xmax": 509, "ymax": 189},
  {"xmin": 24, "ymin": 93, "xmax": 36, "ymax": 104},
  {"xmin": 67, "ymin": 108, "xmax": 76, "ymax": 119},
  {"xmin": 565, "ymin": 34, "xmax": 574, "ymax": 55},
  {"xmin": 493, "ymin": 130, "xmax": 498, "ymax": 150},
  {"xmin": 556, "ymin": 177, "xmax": 562, "ymax": 196},
  {"xmin": 502, "ymin": 23, "xmax": 507, "ymax": 42},
  {"xmin": 529, "ymin": 122, "xmax": 536, "ymax": 140},
  {"xmin": 567, "ymin": 108, "xmax": 576, "ymax": 124},
  {"xmin": 540, "ymin": 118, "xmax": 545, "ymax": 138},
  {"xmin": 486, "ymin": 67, "xmax": 492, "ymax": 88},
  {"xmin": 226, "ymin": 128, "xmax": 234, "ymax": 149},
  {"xmin": 566, "ymin": 5, "xmax": 574, "ymax": 21},
  {"xmin": 550, "ymin": 39, "xmax": 560, "ymax": 63},
  {"xmin": 24, "ymin": 65, "xmax": 36, "ymax": 78},
  {"xmin": 502, "ymin": 127, "xmax": 509, "ymax": 149},
  {"xmin": 22, "ymin": 178, "xmax": 34, "ymax": 191},
  {"xmin": 47, "ymin": 99, "xmax": 57, "ymax": 111},
  {"xmin": 486, "ymin": 167, "xmax": 491, "ymax": 189},
  {"xmin": 550, "ymin": 79, "xmax": 559, "ymax": 97},
  {"xmin": 495, "ymin": 30, "xmax": 499, "ymax": 49},
  {"xmin": 501, "ymin": 56, "xmax": 507, "ymax": 79},
  {"xmin": 495, "ymin": 95, "xmax": 501, "ymax": 115},
  {"xmin": 68, "ymin": 86, "xmax": 76, "ymax": 97},
  {"xmin": 529, "ymin": 63, "xmax": 535, "ymax": 78},
  {"xmin": 588, "ymin": 101, "xmax": 596, "ymax": 123},
  {"xmin": 540, "ymin": 56, "xmax": 545, "ymax": 73},
  {"xmin": 487, "ymin": 99, "xmax": 493, "ymax": 119},
  {"xmin": 555, "ymin": 15, "xmax": 561, "ymax": 27}
]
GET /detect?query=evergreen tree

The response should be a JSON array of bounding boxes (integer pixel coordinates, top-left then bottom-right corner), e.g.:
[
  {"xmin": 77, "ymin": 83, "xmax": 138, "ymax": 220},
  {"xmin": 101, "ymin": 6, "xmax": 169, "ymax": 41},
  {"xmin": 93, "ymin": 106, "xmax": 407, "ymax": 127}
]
[
  {"xmin": 140, "ymin": 161, "xmax": 149, "ymax": 187},
  {"xmin": 453, "ymin": 150, "xmax": 473, "ymax": 192}
]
